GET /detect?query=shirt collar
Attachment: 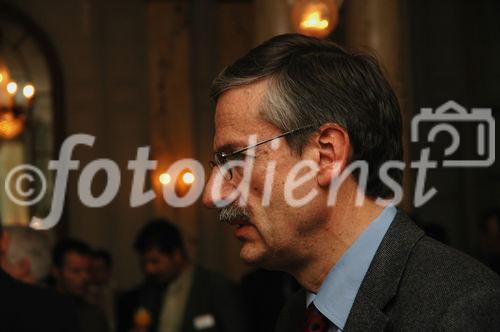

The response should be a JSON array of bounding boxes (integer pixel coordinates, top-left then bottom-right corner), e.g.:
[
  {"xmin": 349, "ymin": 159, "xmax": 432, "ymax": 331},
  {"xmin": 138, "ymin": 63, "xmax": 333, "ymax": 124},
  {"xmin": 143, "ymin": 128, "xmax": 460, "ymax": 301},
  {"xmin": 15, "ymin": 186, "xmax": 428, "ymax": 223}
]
[{"xmin": 306, "ymin": 205, "xmax": 397, "ymax": 330}]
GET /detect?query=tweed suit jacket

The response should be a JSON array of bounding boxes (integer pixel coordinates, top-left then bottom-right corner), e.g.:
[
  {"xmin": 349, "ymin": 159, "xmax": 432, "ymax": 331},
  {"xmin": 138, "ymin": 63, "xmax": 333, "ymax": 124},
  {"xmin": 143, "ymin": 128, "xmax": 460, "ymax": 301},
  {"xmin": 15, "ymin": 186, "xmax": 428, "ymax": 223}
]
[{"xmin": 275, "ymin": 211, "xmax": 500, "ymax": 331}]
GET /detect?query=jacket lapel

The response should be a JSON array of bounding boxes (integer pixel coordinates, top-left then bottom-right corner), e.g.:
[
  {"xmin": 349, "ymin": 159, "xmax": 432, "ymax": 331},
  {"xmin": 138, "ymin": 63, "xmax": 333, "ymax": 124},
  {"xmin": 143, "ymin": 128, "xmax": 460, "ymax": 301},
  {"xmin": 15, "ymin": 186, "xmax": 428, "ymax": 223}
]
[{"xmin": 344, "ymin": 210, "xmax": 425, "ymax": 331}]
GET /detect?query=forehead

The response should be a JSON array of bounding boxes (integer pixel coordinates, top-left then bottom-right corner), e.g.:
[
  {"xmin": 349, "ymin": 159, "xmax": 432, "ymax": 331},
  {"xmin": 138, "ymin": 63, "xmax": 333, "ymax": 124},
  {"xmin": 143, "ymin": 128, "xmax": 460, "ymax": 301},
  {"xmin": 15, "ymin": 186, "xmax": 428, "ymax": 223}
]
[
  {"xmin": 143, "ymin": 247, "xmax": 169, "ymax": 259},
  {"xmin": 92, "ymin": 259, "xmax": 107, "ymax": 267},
  {"xmin": 64, "ymin": 251, "xmax": 90, "ymax": 265},
  {"xmin": 214, "ymin": 79, "xmax": 276, "ymax": 150}
]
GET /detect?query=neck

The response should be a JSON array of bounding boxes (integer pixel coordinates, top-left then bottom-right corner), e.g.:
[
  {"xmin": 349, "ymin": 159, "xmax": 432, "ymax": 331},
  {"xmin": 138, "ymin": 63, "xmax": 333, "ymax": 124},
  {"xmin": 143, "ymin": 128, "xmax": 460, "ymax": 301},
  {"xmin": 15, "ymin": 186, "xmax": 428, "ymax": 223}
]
[
  {"xmin": 177, "ymin": 259, "xmax": 190, "ymax": 276},
  {"xmin": 167, "ymin": 259, "xmax": 191, "ymax": 284},
  {"xmin": 289, "ymin": 185, "xmax": 386, "ymax": 293}
]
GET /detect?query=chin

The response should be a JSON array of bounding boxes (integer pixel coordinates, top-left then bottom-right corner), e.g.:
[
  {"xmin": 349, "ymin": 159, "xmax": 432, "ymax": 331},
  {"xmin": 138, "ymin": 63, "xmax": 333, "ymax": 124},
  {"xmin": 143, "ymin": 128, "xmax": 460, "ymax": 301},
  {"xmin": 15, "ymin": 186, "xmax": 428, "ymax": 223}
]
[{"xmin": 239, "ymin": 242, "xmax": 270, "ymax": 266}]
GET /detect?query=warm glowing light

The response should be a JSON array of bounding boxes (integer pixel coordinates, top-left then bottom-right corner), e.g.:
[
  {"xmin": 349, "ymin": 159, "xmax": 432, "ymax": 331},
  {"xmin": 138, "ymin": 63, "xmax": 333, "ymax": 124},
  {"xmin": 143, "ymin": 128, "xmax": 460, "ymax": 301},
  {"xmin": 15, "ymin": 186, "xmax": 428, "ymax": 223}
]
[
  {"xmin": 134, "ymin": 307, "xmax": 152, "ymax": 328},
  {"xmin": 23, "ymin": 84, "xmax": 35, "ymax": 99},
  {"xmin": 291, "ymin": 0, "xmax": 339, "ymax": 39},
  {"xmin": 0, "ymin": 73, "xmax": 3, "ymax": 83},
  {"xmin": 6, "ymin": 81, "xmax": 18, "ymax": 95},
  {"xmin": 0, "ymin": 112, "xmax": 25, "ymax": 139},
  {"xmin": 182, "ymin": 172, "xmax": 195, "ymax": 184},
  {"xmin": 159, "ymin": 172, "xmax": 171, "ymax": 185},
  {"xmin": 300, "ymin": 11, "xmax": 329, "ymax": 30}
]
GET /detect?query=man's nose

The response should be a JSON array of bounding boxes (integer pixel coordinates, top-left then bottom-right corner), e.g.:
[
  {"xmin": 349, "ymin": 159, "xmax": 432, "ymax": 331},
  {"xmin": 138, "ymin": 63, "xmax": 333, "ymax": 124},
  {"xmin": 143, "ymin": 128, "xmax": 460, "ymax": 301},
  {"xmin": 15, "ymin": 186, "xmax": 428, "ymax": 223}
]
[
  {"xmin": 202, "ymin": 168, "xmax": 234, "ymax": 208},
  {"xmin": 202, "ymin": 168, "xmax": 218, "ymax": 208}
]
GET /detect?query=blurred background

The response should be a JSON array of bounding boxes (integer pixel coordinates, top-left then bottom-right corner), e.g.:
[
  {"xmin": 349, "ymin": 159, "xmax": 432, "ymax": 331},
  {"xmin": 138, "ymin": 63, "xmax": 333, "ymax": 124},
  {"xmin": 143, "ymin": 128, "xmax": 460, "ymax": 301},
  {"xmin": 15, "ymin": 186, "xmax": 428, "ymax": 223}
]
[{"xmin": 0, "ymin": 0, "xmax": 498, "ymax": 292}]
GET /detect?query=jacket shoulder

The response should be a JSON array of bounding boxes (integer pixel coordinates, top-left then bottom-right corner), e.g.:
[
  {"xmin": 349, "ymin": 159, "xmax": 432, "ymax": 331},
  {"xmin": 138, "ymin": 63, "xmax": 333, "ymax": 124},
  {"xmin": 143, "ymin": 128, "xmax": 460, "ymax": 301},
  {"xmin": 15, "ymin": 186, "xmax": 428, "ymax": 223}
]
[
  {"xmin": 347, "ymin": 211, "xmax": 500, "ymax": 330},
  {"xmin": 405, "ymin": 236, "xmax": 500, "ymax": 293},
  {"xmin": 389, "ymin": 235, "xmax": 500, "ymax": 328}
]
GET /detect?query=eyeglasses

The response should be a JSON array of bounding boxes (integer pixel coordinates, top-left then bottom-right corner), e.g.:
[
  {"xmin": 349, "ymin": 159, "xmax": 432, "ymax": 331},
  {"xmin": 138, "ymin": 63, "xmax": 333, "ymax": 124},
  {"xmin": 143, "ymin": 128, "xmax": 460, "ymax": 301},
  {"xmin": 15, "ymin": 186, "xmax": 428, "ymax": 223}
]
[{"xmin": 209, "ymin": 125, "xmax": 314, "ymax": 180}]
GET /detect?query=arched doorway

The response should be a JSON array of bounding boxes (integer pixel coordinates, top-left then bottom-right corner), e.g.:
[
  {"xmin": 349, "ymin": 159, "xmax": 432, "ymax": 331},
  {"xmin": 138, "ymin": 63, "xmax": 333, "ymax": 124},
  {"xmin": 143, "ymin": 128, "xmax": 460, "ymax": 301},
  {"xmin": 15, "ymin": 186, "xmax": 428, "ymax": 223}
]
[{"xmin": 0, "ymin": 3, "xmax": 65, "ymax": 227}]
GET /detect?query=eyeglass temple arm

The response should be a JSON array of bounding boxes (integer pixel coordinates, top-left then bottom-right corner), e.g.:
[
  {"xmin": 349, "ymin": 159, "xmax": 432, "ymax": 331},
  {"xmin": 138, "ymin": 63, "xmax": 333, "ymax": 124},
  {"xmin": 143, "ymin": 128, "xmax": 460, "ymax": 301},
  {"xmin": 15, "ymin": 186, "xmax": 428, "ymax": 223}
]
[{"xmin": 225, "ymin": 125, "xmax": 314, "ymax": 157}]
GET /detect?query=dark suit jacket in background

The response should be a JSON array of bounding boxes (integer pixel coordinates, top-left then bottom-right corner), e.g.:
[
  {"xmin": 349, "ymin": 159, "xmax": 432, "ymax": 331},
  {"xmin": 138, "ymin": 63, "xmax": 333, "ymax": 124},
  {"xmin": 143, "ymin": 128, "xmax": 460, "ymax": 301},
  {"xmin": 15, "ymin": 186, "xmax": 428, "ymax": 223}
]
[
  {"xmin": 276, "ymin": 211, "xmax": 500, "ymax": 331},
  {"xmin": 117, "ymin": 265, "xmax": 251, "ymax": 332},
  {"xmin": 69, "ymin": 294, "xmax": 110, "ymax": 332},
  {"xmin": 241, "ymin": 269, "xmax": 300, "ymax": 332},
  {"xmin": 0, "ymin": 268, "xmax": 79, "ymax": 332}
]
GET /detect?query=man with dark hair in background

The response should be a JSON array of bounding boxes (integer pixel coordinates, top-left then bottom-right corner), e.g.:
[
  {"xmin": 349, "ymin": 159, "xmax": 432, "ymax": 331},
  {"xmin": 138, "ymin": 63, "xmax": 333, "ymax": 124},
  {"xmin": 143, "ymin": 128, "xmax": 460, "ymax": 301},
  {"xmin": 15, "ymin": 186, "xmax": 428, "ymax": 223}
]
[
  {"xmin": 478, "ymin": 209, "xmax": 500, "ymax": 274},
  {"xmin": 241, "ymin": 269, "xmax": 299, "ymax": 332},
  {"xmin": 88, "ymin": 248, "xmax": 116, "ymax": 331},
  {"xmin": 0, "ymin": 222, "xmax": 78, "ymax": 331},
  {"xmin": 117, "ymin": 218, "xmax": 250, "ymax": 332},
  {"xmin": 202, "ymin": 33, "xmax": 500, "ymax": 331},
  {"xmin": 52, "ymin": 238, "xmax": 109, "ymax": 332}
]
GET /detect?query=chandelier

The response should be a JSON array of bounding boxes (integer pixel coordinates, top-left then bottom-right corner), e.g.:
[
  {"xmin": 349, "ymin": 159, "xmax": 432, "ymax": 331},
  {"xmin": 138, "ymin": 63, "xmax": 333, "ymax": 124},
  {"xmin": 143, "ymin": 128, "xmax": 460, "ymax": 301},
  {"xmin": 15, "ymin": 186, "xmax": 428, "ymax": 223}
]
[{"xmin": 0, "ymin": 61, "xmax": 35, "ymax": 140}]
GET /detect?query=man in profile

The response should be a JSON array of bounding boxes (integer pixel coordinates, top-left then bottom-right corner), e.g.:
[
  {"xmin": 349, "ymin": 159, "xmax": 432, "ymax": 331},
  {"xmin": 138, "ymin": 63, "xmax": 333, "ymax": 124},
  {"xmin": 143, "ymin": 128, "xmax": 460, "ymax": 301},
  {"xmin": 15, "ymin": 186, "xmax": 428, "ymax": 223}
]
[
  {"xmin": 117, "ymin": 219, "xmax": 250, "ymax": 332},
  {"xmin": 0, "ymin": 223, "xmax": 78, "ymax": 331},
  {"xmin": 202, "ymin": 33, "xmax": 500, "ymax": 330}
]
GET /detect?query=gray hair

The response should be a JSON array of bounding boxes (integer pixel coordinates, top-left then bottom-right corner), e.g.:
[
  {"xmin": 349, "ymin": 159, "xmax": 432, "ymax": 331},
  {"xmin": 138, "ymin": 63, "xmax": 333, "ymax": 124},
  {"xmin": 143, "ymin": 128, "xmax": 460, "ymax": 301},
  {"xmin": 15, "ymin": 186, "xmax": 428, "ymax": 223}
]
[
  {"xmin": 211, "ymin": 34, "xmax": 403, "ymax": 199},
  {"xmin": 5, "ymin": 226, "xmax": 51, "ymax": 282}
]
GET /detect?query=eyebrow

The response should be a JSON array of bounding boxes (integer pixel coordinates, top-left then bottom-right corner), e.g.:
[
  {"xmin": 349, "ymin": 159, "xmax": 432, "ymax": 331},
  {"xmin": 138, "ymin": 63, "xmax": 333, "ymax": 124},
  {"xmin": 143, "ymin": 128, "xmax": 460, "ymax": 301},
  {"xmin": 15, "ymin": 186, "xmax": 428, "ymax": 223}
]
[{"xmin": 214, "ymin": 143, "xmax": 240, "ymax": 154}]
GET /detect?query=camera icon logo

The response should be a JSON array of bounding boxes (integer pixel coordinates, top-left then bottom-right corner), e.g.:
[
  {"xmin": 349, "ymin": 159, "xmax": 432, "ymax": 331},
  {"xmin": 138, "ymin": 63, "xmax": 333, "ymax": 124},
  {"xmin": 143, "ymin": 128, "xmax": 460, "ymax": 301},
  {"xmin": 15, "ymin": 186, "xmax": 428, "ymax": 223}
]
[{"xmin": 411, "ymin": 100, "xmax": 495, "ymax": 167}]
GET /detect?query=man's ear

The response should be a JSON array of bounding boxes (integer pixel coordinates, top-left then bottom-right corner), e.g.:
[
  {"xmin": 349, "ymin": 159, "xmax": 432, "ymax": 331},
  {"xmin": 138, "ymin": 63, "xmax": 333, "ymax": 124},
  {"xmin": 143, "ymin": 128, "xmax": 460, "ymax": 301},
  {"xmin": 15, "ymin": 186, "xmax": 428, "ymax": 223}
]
[{"xmin": 316, "ymin": 123, "xmax": 350, "ymax": 187}]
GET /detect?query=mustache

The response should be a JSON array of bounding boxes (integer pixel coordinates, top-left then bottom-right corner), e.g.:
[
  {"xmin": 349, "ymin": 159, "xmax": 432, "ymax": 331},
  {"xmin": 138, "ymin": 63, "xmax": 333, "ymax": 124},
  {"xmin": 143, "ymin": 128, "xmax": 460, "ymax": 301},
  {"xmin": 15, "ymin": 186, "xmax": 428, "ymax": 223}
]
[{"xmin": 219, "ymin": 204, "xmax": 250, "ymax": 224}]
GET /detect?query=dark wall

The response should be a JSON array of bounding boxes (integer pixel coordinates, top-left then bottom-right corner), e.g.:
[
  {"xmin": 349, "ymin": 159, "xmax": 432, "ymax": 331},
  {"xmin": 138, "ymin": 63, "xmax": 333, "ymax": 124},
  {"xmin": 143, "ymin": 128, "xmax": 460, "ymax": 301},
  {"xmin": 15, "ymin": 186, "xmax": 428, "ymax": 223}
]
[{"xmin": 408, "ymin": 0, "xmax": 500, "ymax": 254}]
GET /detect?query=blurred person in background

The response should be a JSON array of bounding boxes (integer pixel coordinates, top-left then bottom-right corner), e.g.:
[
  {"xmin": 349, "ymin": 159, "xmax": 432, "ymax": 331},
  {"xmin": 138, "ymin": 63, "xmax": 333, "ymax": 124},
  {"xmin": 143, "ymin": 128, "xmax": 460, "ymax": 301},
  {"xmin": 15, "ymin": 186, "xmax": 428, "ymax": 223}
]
[
  {"xmin": 241, "ymin": 269, "xmax": 299, "ymax": 332},
  {"xmin": 117, "ymin": 218, "xmax": 250, "ymax": 332},
  {"xmin": 88, "ymin": 248, "xmax": 116, "ymax": 331},
  {"xmin": 479, "ymin": 208, "xmax": 500, "ymax": 274},
  {"xmin": 0, "ymin": 225, "xmax": 51, "ymax": 284},
  {"xmin": 53, "ymin": 238, "xmax": 109, "ymax": 332},
  {"xmin": 0, "ymin": 222, "xmax": 78, "ymax": 331}
]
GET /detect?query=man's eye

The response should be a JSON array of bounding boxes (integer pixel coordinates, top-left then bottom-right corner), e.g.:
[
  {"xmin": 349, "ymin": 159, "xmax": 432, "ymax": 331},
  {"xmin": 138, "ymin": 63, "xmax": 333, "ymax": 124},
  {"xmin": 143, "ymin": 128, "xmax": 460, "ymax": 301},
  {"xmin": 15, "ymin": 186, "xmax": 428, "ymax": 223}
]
[{"xmin": 228, "ymin": 153, "xmax": 247, "ymax": 161}]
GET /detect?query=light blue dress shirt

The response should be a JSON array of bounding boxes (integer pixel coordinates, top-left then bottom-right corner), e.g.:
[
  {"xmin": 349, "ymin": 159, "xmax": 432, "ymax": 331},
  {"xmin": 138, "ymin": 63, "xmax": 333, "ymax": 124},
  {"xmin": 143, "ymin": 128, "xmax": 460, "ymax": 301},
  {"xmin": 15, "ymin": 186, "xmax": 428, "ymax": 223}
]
[{"xmin": 306, "ymin": 205, "xmax": 397, "ymax": 331}]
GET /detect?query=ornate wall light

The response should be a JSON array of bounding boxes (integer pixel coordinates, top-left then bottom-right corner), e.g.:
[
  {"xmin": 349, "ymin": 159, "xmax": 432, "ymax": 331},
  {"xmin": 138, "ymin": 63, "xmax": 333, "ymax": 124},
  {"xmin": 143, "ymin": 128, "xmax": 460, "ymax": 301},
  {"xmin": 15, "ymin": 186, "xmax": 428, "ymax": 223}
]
[
  {"xmin": 159, "ymin": 169, "xmax": 196, "ymax": 198},
  {"xmin": 0, "ymin": 43, "xmax": 36, "ymax": 140},
  {"xmin": 0, "ymin": 3, "xmax": 63, "ymax": 226}
]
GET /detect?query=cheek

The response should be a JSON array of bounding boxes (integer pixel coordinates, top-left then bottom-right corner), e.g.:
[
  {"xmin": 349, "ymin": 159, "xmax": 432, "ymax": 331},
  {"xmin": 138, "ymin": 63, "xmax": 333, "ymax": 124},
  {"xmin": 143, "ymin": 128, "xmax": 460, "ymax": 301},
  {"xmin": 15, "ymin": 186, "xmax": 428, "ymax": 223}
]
[
  {"xmin": 245, "ymin": 156, "xmax": 306, "ymax": 239},
  {"xmin": 247, "ymin": 162, "xmax": 287, "ymax": 206},
  {"xmin": 62, "ymin": 269, "xmax": 72, "ymax": 279},
  {"xmin": 252, "ymin": 206, "xmax": 293, "ymax": 248},
  {"xmin": 163, "ymin": 264, "xmax": 174, "ymax": 274}
]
